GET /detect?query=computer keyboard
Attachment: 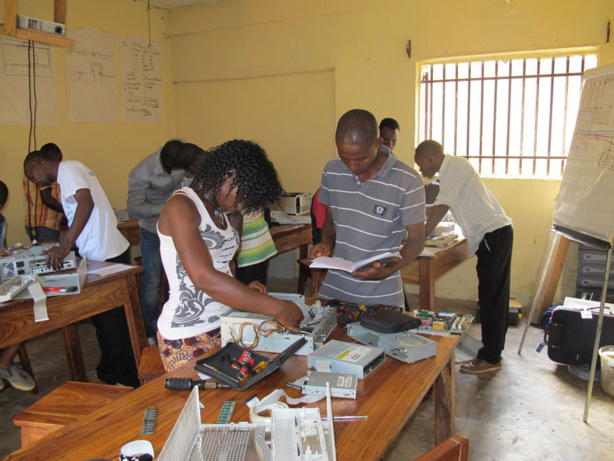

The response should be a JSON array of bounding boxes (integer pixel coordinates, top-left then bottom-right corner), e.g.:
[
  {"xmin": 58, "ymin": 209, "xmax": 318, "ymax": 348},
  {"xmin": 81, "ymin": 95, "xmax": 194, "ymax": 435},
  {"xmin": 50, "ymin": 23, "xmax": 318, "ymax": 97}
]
[{"xmin": 0, "ymin": 276, "xmax": 33, "ymax": 302}]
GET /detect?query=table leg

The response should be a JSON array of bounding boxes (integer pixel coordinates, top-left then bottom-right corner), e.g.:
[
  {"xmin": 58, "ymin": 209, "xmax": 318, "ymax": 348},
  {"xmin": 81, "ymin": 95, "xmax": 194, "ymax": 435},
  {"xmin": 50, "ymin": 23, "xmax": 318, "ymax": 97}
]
[
  {"xmin": 62, "ymin": 324, "xmax": 87, "ymax": 382},
  {"xmin": 299, "ymin": 243, "xmax": 309, "ymax": 260},
  {"xmin": 434, "ymin": 350, "xmax": 455, "ymax": 444},
  {"xmin": 122, "ymin": 273, "xmax": 147, "ymax": 367},
  {"xmin": 419, "ymin": 259, "xmax": 435, "ymax": 311}
]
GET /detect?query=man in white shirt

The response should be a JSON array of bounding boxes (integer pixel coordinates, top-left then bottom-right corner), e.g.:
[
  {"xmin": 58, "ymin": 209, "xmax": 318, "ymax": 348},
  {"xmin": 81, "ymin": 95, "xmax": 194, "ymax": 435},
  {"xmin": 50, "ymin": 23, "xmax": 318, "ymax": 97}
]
[
  {"xmin": 24, "ymin": 149, "xmax": 139, "ymax": 387},
  {"xmin": 415, "ymin": 140, "xmax": 513, "ymax": 374}
]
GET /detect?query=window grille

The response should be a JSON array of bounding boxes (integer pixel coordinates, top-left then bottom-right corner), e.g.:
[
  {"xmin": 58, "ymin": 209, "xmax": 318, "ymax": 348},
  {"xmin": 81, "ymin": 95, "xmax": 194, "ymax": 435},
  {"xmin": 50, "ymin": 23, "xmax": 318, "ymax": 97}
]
[{"xmin": 419, "ymin": 54, "xmax": 598, "ymax": 177}]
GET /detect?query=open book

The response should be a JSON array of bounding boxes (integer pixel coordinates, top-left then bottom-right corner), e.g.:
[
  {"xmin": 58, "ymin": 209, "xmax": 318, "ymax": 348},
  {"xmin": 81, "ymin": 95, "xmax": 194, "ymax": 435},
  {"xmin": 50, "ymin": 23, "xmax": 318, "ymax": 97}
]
[{"xmin": 309, "ymin": 251, "xmax": 401, "ymax": 272}]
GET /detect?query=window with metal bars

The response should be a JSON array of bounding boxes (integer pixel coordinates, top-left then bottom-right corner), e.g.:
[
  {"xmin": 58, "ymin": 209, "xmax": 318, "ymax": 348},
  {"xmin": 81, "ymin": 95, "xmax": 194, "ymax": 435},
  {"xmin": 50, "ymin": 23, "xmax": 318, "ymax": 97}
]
[{"xmin": 419, "ymin": 53, "xmax": 598, "ymax": 178}]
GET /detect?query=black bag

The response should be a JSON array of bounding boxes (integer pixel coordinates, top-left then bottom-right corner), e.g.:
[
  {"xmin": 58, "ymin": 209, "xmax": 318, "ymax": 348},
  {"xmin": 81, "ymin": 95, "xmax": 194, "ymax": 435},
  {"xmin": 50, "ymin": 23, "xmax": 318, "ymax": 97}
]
[
  {"xmin": 547, "ymin": 306, "xmax": 614, "ymax": 366},
  {"xmin": 360, "ymin": 310, "xmax": 421, "ymax": 333}
]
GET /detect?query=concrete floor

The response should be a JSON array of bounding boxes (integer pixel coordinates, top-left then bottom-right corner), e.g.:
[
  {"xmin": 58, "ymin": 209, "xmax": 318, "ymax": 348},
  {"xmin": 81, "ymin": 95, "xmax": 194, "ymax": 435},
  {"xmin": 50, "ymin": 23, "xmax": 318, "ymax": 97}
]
[{"xmin": 1, "ymin": 279, "xmax": 613, "ymax": 460}]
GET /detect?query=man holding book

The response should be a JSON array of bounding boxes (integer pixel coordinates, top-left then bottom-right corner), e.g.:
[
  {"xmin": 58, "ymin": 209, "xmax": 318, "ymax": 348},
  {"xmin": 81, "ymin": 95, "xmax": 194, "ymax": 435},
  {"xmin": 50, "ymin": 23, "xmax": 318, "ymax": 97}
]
[{"xmin": 310, "ymin": 109, "xmax": 425, "ymax": 307}]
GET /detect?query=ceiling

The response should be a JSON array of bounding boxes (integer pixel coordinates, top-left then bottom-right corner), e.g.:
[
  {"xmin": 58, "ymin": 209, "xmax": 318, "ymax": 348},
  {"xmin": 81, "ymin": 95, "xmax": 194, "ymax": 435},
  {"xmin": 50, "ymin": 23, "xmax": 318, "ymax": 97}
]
[{"xmin": 135, "ymin": 0, "xmax": 223, "ymax": 10}]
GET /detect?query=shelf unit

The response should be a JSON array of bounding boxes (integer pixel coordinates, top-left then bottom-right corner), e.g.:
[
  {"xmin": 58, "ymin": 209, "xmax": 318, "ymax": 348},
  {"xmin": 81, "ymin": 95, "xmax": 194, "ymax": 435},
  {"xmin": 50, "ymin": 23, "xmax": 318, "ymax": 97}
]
[{"xmin": 0, "ymin": 0, "xmax": 74, "ymax": 48}]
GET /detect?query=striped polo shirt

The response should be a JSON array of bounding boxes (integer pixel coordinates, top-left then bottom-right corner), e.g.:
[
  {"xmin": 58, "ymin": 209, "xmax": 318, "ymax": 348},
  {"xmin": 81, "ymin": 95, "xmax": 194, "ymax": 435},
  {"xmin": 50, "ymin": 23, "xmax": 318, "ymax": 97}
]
[
  {"xmin": 435, "ymin": 155, "xmax": 512, "ymax": 256},
  {"xmin": 236, "ymin": 210, "xmax": 277, "ymax": 268},
  {"xmin": 318, "ymin": 150, "xmax": 425, "ymax": 306}
]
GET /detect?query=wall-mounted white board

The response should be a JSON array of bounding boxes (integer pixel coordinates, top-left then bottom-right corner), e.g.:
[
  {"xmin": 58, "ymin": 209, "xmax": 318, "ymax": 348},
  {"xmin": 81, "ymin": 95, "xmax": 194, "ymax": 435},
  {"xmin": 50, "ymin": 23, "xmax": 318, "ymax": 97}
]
[{"xmin": 553, "ymin": 62, "xmax": 614, "ymax": 247}]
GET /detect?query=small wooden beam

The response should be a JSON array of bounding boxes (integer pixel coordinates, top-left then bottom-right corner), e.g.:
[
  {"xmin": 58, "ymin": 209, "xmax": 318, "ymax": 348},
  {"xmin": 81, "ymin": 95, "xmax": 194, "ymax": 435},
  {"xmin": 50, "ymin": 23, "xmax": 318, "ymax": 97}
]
[
  {"xmin": 54, "ymin": 0, "xmax": 67, "ymax": 25},
  {"xmin": 4, "ymin": 0, "xmax": 18, "ymax": 35}
]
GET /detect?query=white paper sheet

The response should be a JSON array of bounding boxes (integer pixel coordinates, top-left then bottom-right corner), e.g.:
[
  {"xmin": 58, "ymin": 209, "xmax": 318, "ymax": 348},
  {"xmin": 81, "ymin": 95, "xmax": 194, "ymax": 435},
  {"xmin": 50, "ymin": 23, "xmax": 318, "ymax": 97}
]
[
  {"xmin": 120, "ymin": 35, "xmax": 162, "ymax": 122},
  {"xmin": 87, "ymin": 263, "xmax": 132, "ymax": 277},
  {"xmin": 0, "ymin": 36, "xmax": 59, "ymax": 125},
  {"xmin": 65, "ymin": 28, "xmax": 117, "ymax": 122}
]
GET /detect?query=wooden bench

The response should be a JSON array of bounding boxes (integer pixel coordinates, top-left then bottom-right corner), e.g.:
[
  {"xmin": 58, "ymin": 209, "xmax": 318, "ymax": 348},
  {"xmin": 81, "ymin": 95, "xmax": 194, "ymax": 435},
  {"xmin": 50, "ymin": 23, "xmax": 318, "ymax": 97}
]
[
  {"xmin": 13, "ymin": 381, "xmax": 132, "ymax": 448},
  {"xmin": 138, "ymin": 345, "xmax": 165, "ymax": 385},
  {"xmin": 415, "ymin": 433, "xmax": 469, "ymax": 461}
]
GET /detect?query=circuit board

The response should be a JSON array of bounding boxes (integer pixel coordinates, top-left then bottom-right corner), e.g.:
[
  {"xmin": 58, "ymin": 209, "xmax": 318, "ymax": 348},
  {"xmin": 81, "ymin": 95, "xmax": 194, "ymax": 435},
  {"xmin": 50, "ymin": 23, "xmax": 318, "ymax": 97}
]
[
  {"xmin": 411, "ymin": 310, "xmax": 474, "ymax": 334},
  {"xmin": 326, "ymin": 300, "xmax": 404, "ymax": 324}
]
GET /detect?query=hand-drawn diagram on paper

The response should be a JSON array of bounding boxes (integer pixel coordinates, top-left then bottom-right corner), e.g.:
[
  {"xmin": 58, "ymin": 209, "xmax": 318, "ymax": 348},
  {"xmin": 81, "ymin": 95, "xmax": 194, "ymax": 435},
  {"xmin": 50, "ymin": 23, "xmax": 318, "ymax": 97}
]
[
  {"xmin": 0, "ymin": 37, "xmax": 59, "ymax": 125},
  {"xmin": 120, "ymin": 36, "xmax": 162, "ymax": 123},
  {"xmin": 66, "ymin": 28, "xmax": 117, "ymax": 123},
  {"xmin": 553, "ymin": 64, "xmax": 614, "ymax": 244}
]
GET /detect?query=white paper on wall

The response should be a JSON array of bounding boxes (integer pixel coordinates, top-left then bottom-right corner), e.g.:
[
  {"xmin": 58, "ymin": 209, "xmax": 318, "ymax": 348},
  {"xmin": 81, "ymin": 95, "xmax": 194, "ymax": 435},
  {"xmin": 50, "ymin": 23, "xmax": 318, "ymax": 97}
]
[
  {"xmin": 120, "ymin": 35, "xmax": 162, "ymax": 123},
  {"xmin": 65, "ymin": 28, "xmax": 117, "ymax": 123},
  {"xmin": 0, "ymin": 37, "xmax": 59, "ymax": 125}
]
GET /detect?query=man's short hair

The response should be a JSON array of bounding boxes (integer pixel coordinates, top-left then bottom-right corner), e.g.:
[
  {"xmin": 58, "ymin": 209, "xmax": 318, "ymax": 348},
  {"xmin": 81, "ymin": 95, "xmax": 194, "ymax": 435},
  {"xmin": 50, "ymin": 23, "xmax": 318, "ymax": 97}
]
[
  {"xmin": 415, "ymin": 140, "xmax": 444, "ymax": 158},
  {"xmin": 23, "ymin": 150, "xmax": 55, "ymax": 168},
  {"xmin": 160, "ymin": 140, "xmax": 185, "ymax": 171},
  {"xmin": 336, "ymin": 109, "xmax": 379, "ymax": 145},
  {"xmin": 0, "ymin": 180, "xmax": 8, "ymax": 209},
  {"xmin": 379, "ymin": 118, "xmax": 400, "ymax": 131},
  {"xmin": 41, "ymin": 143, "xmax": 63, "ymax": 161},
  {"xmin": 177, "ymin": 143, "xmax": 205, "ymax": 170}
]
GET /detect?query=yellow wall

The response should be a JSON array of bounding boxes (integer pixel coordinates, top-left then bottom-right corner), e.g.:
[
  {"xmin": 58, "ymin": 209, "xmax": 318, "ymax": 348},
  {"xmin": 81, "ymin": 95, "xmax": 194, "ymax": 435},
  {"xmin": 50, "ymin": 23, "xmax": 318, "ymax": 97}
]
[
  {"xmin": 0, "ymin": 0, "xmax": 175, "ymax": 246},
  {"xmin": 168, "ymin": 0, "xmax": 614, "ymax": 307},
  {"xmin": 2, "ymin": 0, "xmax": 613, "ymax": 307}
]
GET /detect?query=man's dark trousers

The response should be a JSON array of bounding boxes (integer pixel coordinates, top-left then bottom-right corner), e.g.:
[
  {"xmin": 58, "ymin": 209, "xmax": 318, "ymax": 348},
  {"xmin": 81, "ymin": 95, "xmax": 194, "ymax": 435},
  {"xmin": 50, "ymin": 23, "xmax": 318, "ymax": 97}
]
[{"xmin": 476, "ymin": 225, "xmax": 513, "ymax": 365}]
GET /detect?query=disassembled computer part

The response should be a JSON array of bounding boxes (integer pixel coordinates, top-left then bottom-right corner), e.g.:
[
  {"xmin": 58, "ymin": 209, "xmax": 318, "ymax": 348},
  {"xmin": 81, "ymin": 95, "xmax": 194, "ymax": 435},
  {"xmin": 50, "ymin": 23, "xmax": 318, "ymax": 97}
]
[
  {"xmin": 347, "ymin": 323, "xmax": 437, "ymax": 364},
  {"xmin": 220, "ymin": 293, "xmax": 337, "ymax": 355},
  {"xmin": 158, "ymin": 385, "xmax": 336, "ymax": 461}
]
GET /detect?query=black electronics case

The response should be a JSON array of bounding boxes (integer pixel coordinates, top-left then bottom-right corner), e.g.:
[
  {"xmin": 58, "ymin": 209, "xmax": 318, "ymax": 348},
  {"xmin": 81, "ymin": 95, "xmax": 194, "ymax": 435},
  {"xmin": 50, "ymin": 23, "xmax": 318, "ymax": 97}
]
[
  {"xmin": 194, "ymin": 337, "xmax": 306, "ymax": 390},
  {"xmin": 547, "ymin": 307, "xmax": 614, "ymax": 366},
  {"xmin": 360, "ymin": 310, "xmax": 422, "ymax": 333}
]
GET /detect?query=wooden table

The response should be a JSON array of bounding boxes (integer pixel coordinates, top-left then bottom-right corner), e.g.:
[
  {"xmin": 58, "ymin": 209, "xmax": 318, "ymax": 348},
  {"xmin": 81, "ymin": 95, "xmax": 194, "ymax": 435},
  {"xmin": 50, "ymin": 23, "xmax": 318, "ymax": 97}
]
[
  {"xmin": 0, "ymin": 260, "xmax": 147, "ymax": 382},
  {"xmin": 119, "ymin": 218, "xmax": 312, "ymax": 257},
  {"xmin": 269, "ymin": 223, "xmax": 312, "ymax": 257},
  {"xmin": 4, "ymin": 326, "xmax": 459, "ymax": 461},
  {"xmin": 402, "ymin": 239, "xmax": 470, "ymax": 311}
]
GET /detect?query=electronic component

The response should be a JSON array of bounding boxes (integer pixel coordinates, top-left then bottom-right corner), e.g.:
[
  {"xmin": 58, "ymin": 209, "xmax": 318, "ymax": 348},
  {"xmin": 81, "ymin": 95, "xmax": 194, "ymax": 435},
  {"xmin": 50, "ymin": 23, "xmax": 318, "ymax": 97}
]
[
  {"xmin": 165, "ymin": 378, "xmax": 231, "ymax": 391},
  {"xmin": 16, "ymin": 15, "xmax": 66, "ymax": 35},
  {"xmin": 220, "ymin": 294, "xmax": 337, "ymax": 355},
  {"xmin": 307, "ymin": 340, "xmax": 385, "ymax": 379},
  {"xmin": 194, "ymin": 338, "xmax": 307, "ymax": 390},
  {"xmin": 425, "ymin": 233, "xmax": 459, "ymax": 247},
  {"xmin": 216, "ymin": 401, "xmax": 236, "ymax": 424},
  {"xmin": 327, "ymin": 299, "xmax": 403, "ymax": 325},
  {"xmin": 270, "ymin": 192, "xmax": 313, "ymax": 215},
  {"xmin": 141, "ymin": 407, "xmax": 158, "ymax": 435},
  {"xmin": 0, "ymin": 276, "xmax": 34, "ymax": 302},
  {"xmin": 300, "ymin": 371, "xmax": 357, "ymax": 399},
  {"xmin": 412, "ymin": 310, "xmax": 474, "ymax": 334},
  {"xmin": 158, "ymin": 386, "xmax": 337, "ymax": 461},
  {"xmin": 347, "ymin": 323, "xmax": 437, "ymax": 364},
  {"xmin": 0, "ymin": 247, "xmax": 77, "ymax": 282}
]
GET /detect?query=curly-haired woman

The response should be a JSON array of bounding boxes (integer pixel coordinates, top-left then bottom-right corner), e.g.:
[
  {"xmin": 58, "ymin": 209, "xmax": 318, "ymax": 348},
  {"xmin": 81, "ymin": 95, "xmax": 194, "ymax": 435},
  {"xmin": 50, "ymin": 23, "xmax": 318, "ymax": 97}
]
[{"xmin": 156, "ymin": 139, "xmax": 303, "ymax": 371}]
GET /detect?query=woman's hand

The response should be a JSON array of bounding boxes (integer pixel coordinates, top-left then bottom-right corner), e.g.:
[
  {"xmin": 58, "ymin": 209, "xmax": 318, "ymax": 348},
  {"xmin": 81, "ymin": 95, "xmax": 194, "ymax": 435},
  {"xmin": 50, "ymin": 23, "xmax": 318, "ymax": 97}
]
[
  {"xmin": 247, "ymin": 280, "xmax": 267, "ymax": 294},
  {"xmin": 272, "ymin": 299, "xmax": 304, "ymax": 333}
]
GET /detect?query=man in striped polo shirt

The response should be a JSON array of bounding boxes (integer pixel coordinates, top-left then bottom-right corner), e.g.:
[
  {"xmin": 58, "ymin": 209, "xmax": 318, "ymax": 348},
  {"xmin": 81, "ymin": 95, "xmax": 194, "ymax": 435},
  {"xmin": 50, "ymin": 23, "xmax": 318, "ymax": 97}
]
[
  {"xmin": 310, "ymin": 109, "xmax": 425, "ymax": 308},
  {"xmin": 415, "ymin": 140, "xmax": 513, "ymax": 375}
]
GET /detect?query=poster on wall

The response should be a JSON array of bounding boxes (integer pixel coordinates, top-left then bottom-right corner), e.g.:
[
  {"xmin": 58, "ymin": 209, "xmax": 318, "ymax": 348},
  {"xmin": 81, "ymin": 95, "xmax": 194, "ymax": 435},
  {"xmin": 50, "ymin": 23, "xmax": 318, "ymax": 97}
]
[
  {"xmin": 120, "ymin": 35, "xmax": 162, "ymax": 123},
  {"xmin": 0, "ymin": 37, "xmax": 59, "ymax": 125},
  {"xmin": 65, "ymin": 28, "xmax": 117, "ymax": 123}
]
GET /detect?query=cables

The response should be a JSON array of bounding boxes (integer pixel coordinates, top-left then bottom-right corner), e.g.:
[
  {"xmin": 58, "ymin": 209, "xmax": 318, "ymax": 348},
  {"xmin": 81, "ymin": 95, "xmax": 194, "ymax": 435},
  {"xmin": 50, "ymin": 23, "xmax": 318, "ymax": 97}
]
[
  {"xmin": 27, "ymin": 40, "xmax": 38, "ymax": 153},
  {"xmin": 231, "ymin": 320, "xmax": 286, "ymax": 349}
]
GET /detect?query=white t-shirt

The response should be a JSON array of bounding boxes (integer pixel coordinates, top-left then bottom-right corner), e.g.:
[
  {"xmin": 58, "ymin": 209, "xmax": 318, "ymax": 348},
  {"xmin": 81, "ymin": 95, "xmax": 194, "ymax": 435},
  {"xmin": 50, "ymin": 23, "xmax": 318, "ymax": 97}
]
[
  {"xmin": 157, "ymin": 187, "xmax": 238, "ymax": 340},
  {"xmin": 57, "ymin": 161, "xmax": 129, "ymax": 261}
]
